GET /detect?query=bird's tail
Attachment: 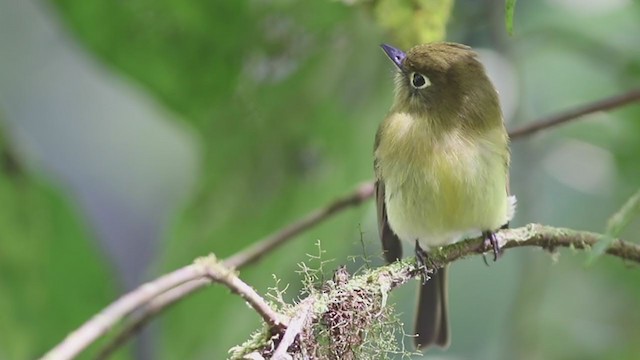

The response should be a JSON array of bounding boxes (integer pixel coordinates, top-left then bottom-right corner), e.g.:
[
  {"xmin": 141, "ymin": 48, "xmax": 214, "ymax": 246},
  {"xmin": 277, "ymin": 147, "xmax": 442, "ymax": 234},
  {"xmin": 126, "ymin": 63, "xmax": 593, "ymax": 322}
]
[{"xmin": 414, "ymin": 265, "xmax": 450, "ymax": 349}]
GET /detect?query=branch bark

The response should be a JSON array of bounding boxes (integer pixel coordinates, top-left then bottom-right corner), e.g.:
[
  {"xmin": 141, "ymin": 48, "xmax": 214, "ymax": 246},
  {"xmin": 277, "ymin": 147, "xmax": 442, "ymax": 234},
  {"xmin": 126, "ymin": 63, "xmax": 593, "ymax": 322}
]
[
  {"xmin": 41, "ymin": 265, "xmax": 205, "ymax": 360},
  {"xmin": 508, "ymin": 88, "xmax": 640, "ymax": 139},
  {"xmin": 229, "ymin": 224, "xmax": 640, "ymax": 358},
  {"xmin": 271, "ymin": 297, "xmax": 316, "ymax": 360},
  {"xmin": 95, "ymin": 183, "xmax": 376, "ymax": 359},
  {"xmin": 426, "ymin": 224, "xmax": 640, "ymax": 265},
  {"xmin": 53, "ymin": 224, "xmax": 640, "ymax": 360},
  {"xmin": 225, "ymin": 182, "xmax": 375, "ymax": 269},
  {"xmin": 41, "ymin": 256, "xmax": 283, "ymax": 360}
]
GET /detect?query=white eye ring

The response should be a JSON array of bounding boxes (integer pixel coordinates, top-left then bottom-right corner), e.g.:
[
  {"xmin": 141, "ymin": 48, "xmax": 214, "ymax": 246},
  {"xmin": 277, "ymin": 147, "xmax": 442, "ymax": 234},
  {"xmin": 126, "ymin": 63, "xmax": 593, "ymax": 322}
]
[{"xmin": 410, "ymin": 72, "xmax": 430, "ymax": 89}]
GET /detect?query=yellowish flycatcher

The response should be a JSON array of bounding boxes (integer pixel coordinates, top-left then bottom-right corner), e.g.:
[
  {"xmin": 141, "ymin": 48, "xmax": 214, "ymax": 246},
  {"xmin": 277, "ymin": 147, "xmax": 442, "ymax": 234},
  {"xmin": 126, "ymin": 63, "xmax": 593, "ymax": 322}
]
[{"xmin": 374, "ymin": 42, "xmax": 516, "ymax": 349}]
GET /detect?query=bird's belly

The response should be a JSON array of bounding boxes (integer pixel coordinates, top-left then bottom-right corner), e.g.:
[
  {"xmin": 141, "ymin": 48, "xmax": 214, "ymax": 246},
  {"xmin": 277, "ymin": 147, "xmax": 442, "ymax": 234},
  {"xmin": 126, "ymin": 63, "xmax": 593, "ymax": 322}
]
[{"xmin": 383, "ymin": 150, "xmax": 508, "ymax": 249}]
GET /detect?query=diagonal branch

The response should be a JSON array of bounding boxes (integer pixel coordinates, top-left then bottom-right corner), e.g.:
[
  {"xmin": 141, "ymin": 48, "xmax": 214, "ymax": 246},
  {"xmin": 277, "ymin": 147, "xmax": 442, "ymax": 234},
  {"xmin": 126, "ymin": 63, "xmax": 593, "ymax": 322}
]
[
  {"xmin": 508, "ymin": 88, "xmax": 640, "ymax": 139},
  {"xmin": 225, "ymin": 182, "xmax": 375, "ymax": 269},
  {"xmin": 197, "ymin": 256, "xmax": 287, "ymax": 330},
  {"xmin": 41, "ymin": 256, "xmax": 283, "ymax": 360},
  {"xmin": 271, "ymin": 297, "xmax": 316, "ymax": 360},
  {"xmin": 40, "ymin": 265, "xmax": 205, "ymax": 360},
  {"xmin": 95, "ymin": 278, "xmax": 210, "ymax": 359}
]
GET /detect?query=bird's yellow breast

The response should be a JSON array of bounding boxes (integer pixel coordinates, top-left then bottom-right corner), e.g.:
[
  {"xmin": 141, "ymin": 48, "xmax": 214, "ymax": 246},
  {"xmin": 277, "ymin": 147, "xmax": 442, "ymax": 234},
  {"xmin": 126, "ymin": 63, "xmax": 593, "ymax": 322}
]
[{"xmin": 375, "ymin": 112, "xmax": 510, "ymax": 248}]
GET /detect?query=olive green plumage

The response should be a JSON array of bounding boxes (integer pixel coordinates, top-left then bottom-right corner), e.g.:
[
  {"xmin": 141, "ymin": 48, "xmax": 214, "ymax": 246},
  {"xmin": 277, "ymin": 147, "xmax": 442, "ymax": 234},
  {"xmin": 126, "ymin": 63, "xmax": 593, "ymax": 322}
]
[{"xmin": 374, "ymin": 42, "xmax": 515, "ymax": 350}]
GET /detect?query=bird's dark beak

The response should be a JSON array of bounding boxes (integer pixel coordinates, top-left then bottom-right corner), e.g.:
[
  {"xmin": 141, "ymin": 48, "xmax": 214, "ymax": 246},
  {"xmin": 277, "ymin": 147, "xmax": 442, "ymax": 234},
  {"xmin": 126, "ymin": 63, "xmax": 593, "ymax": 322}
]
[{"xmin": 380, "ymin": 44, "xmax": 406, "ymax": 70}]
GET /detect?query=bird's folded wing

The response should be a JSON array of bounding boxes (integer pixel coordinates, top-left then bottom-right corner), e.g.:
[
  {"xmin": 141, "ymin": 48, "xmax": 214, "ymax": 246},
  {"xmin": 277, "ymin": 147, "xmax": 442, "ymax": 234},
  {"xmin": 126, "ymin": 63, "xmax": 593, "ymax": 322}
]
[{"xmin": 376, "ymin": 180, "xmax": 403, "ymax": 263}]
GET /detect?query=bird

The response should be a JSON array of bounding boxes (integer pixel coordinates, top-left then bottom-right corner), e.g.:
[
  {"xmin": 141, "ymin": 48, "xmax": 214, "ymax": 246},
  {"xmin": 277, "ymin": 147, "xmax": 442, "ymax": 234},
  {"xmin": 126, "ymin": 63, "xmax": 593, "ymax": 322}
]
[{"xmin": 374, "ymin": 42, "xmax": 516, "ymax": 349}]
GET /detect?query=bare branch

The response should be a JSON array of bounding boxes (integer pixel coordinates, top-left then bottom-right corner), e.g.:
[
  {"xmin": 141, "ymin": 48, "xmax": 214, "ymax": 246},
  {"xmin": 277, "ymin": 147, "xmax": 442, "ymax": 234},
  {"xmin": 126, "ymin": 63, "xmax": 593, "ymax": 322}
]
[
  {"xmin": 508, "ymin": 88, "xmax": 640, "ymax": 139},
  {"xmin": 226, "ymin": 182, "xmax": 375, "ymax": 268},
  {"xmin": 94, "ymin": 279, "xmax": 209, "ymax": 360},
  {"xmin": 41, "ymin": 256, "xmax": 283, "ymax": 360},
  {"xmin": 41, "ymin": 264, "xmax": 205, "ymax": 360},
  {"xmin": 198, "ymin": 256, "xmax": 287, "ymax": 329}
]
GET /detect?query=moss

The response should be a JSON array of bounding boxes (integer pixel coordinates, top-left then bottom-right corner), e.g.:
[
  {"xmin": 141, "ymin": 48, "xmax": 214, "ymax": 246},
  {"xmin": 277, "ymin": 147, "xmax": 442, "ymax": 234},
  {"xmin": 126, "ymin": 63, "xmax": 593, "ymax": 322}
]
[{"xmin": 228, "ymin": 260, "xmax": 414, "ymax": 359}]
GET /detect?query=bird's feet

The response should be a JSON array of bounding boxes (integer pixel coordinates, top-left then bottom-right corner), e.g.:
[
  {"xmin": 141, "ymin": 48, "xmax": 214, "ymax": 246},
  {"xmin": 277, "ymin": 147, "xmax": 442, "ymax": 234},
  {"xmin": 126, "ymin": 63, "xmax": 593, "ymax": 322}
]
[
  {"xmin": 414, "ymin": 240, "xmax": 435, "ymax": 283},
  {"xmin": 481, "ymin": 224, "xmax": 508, "ymax": 264},
  {"xmin": 480, "ymin": 230, "xmax": 501, "ymax": 262}
]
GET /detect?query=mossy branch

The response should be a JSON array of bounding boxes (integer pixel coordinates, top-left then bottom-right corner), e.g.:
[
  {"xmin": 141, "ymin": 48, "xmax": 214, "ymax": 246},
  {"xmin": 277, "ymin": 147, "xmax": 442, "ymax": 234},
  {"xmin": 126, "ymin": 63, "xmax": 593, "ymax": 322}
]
[
  {"xmin": 425, "ymin": 223, "xmax": 640, "ymax": 266},
  {"xmin": 229, "ymin": 223, "xmax": 640, "ymax": 359},
  {"xmin": 41, "ymin": 223, "xmax": 639, "ymax": 359}
]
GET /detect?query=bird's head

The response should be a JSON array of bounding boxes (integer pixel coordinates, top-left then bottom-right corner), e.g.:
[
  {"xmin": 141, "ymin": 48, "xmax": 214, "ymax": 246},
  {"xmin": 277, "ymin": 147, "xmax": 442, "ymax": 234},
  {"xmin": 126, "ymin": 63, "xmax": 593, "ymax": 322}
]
[{"xmin": 381, "ymin": 42, "xmax": 501, "ymax": 131}]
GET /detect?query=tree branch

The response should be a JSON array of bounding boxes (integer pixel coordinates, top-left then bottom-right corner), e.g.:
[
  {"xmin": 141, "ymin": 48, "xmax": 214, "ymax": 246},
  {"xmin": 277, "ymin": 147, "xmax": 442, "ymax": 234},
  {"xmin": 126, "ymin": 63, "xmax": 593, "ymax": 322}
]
[
  {"xmin": 198, "ymin": 255, "xmax": 287, "ymax": 330},
  {"xmin": 41, "ymin": 256, "xmax": 283, "ymax": 360},
  {"xmin": 55, "ymin": 88, "xmax": 640, "ymax": 359},
  {"xmin": 508, "ymin": 88, "xmax": 640, "ymax": 139},
  {"xmin": 230, "ymin": 224, "xmax": 640, "ymax": 358},
  {"xmin": 89, "ymin": 224, "xmax": 640, "ymax": 360},
  {"xmin": 41, "ymin": 265, "xmax": 205, "ymax": 360},
  {"xmin": 430, "ymin": 224, "xmax": 640, "ymax": 265},
  {"xmin": 225, "ymin": 182, "xmax": 375, "ymax": 269},
  {"xmin": 95, "ymin": 279, "xmax": 210, "ymax": 360},
  {"xmin": 271, "ymin": 297, "xmax": 315, "ymax": 360},
  {"xmin": 95, "ymin": 183, "xmax": 375, "ymax": 358}
]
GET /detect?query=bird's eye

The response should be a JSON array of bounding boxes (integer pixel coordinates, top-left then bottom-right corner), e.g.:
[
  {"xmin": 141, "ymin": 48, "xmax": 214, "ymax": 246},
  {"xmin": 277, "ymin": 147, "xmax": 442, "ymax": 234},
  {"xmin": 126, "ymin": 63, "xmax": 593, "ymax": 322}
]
[{"xmin": 410, "ymin": 72, "xmax": 430, "ymax": 89}]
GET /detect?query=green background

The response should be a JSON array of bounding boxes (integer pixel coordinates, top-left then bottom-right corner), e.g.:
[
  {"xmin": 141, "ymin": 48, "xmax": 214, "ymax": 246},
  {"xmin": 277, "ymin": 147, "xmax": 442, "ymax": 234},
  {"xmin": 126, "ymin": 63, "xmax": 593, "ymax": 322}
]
[{"xmin": 1, "ymin": 0, "xmax": 639, "ymax": 359}]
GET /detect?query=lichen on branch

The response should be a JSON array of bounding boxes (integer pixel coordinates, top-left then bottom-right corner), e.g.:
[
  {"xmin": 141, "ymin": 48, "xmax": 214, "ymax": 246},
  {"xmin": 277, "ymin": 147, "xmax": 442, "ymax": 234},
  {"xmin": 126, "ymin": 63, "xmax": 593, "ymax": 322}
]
[{"xmin": 227, "ymin": 223, "xmax": 640, "ymax": 359}]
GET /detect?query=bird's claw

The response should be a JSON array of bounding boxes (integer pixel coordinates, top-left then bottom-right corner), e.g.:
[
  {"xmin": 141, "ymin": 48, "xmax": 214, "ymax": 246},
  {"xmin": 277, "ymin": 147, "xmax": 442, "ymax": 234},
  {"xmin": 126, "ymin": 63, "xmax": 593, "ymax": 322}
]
[
  {"xmin": 414, "ymin": 239, "xmax": 435, "ymax": 283},
  {"xmin": 480, "ymin": 230, "xmax": 501, "ymax": 262}
]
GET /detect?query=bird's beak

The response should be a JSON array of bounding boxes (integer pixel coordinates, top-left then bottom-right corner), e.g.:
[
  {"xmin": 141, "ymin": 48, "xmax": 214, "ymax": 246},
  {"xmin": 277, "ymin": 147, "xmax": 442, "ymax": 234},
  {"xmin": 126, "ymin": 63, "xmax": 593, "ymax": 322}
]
[{"xmin": 380, "ymin": 44, "xmax": 406, "ymax": 70}]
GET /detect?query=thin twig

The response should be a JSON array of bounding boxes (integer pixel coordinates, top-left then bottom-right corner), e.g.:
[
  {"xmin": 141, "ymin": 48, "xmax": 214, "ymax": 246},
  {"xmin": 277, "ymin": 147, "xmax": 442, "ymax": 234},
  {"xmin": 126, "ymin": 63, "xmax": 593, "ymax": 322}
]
[
  {"xmin": 508, "ymin": 88, "xmax": 640, "ymax": 139},
  {"xmin": 198, "ymin": 256, "xmax": 287, "ymax": 329},
  {"xmin": 271, "ymin": 298, "xmax": 316, "ymax": 360},
  {"xmin": 41, "ymin": 256, "xmax": 282, "ymax": 360},
  {"xmin": 226, "ymin": 182, "xmax": 375, "ymax": 268},
  {"xmin": 41, "ymin": 265, "xmax": 207, "ymax": 360},
  {"xmin": 94, "ymin": 279, "xmax": 209, "ymax": 360},
  {"xmin": 89, "ymin": 88, "xmax": 640, "ymax": 358}
]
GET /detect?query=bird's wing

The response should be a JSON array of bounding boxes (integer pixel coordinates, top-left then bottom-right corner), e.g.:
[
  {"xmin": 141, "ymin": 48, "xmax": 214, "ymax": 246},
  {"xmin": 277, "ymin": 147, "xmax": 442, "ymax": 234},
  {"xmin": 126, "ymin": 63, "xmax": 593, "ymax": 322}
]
[{"xmin": 375, "ymin": 179, "xmax": 403, "ymax": 263}]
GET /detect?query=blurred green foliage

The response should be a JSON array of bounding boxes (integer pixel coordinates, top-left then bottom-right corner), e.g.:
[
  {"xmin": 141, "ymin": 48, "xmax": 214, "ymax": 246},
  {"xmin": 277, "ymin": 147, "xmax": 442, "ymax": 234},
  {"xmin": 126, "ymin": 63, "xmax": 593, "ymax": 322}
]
[
  {"xmin": 49, "ymin": 1, "xmax": 402, "ymax": 358},
  {"xmin": 0, "ymin": 0, "xmax": 639, "ymax": 359},
  {"xmin": 505, "ymin": 0, "xmax": 516, "ymax": 35},
  {"xmin": 0, "ymin": 129, "xmax": 121, "ymax": 359},
  {"xmin": 372, "ymin": 0, "xmax": 453, "ymax": 48}
]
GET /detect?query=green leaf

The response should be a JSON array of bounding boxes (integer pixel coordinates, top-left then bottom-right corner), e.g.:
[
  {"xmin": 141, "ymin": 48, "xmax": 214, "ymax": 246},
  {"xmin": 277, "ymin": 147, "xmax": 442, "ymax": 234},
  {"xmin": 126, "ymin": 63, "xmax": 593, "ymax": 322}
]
[
  {"xmin": 587, "ymin": 188, "xmax": 640, "ymax": 264},
  {"xmin": 505, "ymin": 0, "xmax": 517, "ymax": 35},
  {"xmin": 606, "ymin": 189, "xmax": 640, "ymax": 237}
]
